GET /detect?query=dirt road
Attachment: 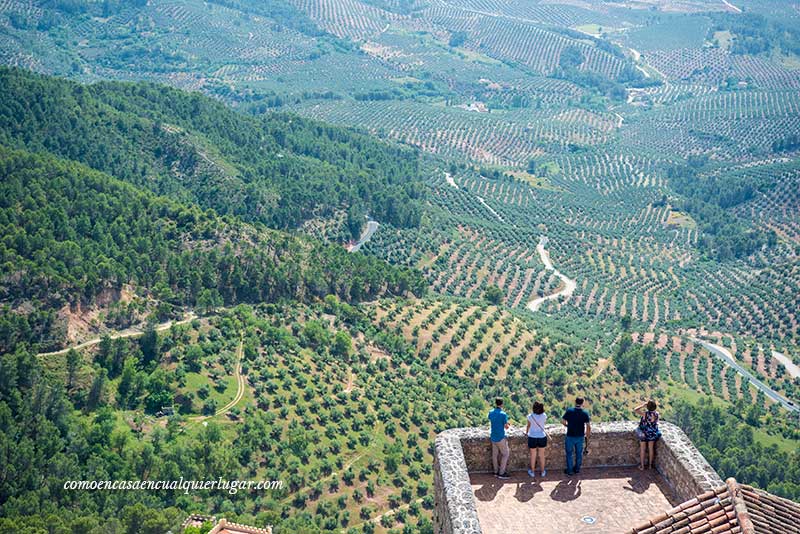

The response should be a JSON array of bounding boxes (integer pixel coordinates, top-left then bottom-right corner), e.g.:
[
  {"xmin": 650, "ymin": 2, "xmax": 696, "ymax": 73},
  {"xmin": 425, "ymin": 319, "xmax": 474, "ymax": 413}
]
[
  {"xmin": 527, "ymin": 236, "xmax": 577, "ymax": 312},
  {"xmin": 38, "ymin": 312, "xmax": 197, "ymax": 357},
  {"xmin": 214, "ymin": 335, "xmax": 245, "ymax": 417}
]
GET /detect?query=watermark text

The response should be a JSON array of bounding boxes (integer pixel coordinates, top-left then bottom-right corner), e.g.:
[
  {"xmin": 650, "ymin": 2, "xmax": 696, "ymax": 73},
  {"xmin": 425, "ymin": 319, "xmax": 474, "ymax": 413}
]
[{"xmin": 63, "ymin": 477, "xmax": 283, "ymax": 495}]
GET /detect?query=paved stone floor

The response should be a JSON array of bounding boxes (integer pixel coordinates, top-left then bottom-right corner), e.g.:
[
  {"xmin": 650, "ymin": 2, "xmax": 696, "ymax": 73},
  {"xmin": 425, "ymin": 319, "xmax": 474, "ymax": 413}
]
[{"xmin": 470, "ymin": 467, "xmax": 679, "ymax": 534}]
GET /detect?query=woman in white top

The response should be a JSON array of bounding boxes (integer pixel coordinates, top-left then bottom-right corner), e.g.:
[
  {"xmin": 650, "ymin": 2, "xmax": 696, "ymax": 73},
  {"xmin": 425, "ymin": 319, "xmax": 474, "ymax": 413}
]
[{"xmin": 525, "ymin": 401, "xmax": 548, "ymax": 478}]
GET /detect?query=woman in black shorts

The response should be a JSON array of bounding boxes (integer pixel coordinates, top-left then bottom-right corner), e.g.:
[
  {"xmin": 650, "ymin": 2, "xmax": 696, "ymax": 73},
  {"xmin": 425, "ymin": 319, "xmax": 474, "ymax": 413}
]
[{"xmin": 525, "ymin": 401, "xmax": 548, "ymax": 478}]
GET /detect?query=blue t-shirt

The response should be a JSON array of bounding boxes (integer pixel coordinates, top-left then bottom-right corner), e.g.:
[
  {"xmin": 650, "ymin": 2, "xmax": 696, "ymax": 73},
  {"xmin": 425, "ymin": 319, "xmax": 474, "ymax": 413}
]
[
  {"xmin": 562, "ymin": 407, "xmax": 590, "ymax": 437},
  {"xmin": 488, "ymin": 407, "xmax": 508, "ymax": 442}
]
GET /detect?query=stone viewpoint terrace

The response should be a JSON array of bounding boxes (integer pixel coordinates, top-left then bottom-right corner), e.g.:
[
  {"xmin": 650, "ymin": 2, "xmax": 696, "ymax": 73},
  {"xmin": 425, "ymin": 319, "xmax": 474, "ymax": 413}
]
[{"xmin": 433, "ymin": 421, "xmax": 724, "ymax": 534}]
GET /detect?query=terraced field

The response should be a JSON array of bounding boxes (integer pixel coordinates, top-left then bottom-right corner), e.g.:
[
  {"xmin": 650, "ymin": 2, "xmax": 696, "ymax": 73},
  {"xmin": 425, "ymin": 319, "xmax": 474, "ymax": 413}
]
[
  {"xmin": 367, "ymin": 296, "xmax": 794, "ymax": 425},
  {"xmin": 368, "ymin": 297, "xmax": 650, "ymax": 419},
  {"xmin": 364, "ymin": 147, "xmax": 800, "ymax": 410},
  {"xmin": 372, "ymin": 299, "xmax": 543, "ymax": 380}
]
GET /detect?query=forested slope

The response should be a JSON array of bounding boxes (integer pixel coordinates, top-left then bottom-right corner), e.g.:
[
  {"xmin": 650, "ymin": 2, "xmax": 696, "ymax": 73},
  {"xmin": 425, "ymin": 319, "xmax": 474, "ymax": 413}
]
[
  {"xmin": 0, "ymin": 146, "xmax": 425, "ymax": 353},
  {"xmin": 0, "ymin": 303, "xmax": 456, "ymax": 534},
  {"xmin": 0, "ymin": 67, "xmax": 424, "ymax": 232}
]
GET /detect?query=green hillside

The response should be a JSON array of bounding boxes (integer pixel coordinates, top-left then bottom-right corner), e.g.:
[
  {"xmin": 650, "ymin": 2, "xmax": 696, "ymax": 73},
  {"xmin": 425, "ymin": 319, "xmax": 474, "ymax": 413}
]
[
  {"xmin": 0, "ymin": 145, "xmax": 424, "ymax": 353},
  {"xmin": 0, "ymin": 67, "xmax": 423, "ymax": 233}
]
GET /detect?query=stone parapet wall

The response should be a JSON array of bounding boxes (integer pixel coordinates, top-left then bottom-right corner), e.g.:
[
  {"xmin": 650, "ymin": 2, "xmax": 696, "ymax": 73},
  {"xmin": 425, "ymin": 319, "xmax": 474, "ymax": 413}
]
[
  {"xmin": 433, "ymin": 421, "xmax": 722, "ymax": 534},
  {"xmin": 655, "ymin": 421, "xmax": 723, "ymax": 500},
  {"xmin": 459, "ymin": 421, "xmax": 639, "ymax": 472},
  {"xmin": 434, "ymin": 428, "xmax": 482, "ymax": 534}
]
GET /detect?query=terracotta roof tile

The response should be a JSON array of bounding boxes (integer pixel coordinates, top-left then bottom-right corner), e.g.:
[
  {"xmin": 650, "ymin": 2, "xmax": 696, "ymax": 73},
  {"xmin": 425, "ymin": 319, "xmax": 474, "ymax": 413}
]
[
  {"xmin": 668, "ymin": 505, "xmax": 685, "ymax": 516},
  {"xmin": 651, "ymin": 513, "xmax": 671, "ymax": 524},
  {"xmin": 681, "ymin": 498, "xmax": 700, "ymax": 510},
  {"xmin": 207, "ymin": 518, "xmax": 272, "ymax": 534},
  {"xmin": 686, "ymin": 504, "xmax": 705, "ymax": 515},
  {"xmin": 690, "ymin": 509, "xmax": 711, "ymax": 522},
  {"xmin": 654, "ymin": 517, "xmax": 676, "ymax": 530},
  {"xmin": 634, "ymin": 520, "xmax": 655, "ymax": 532},
  {"xmin": 629, "ymin": 478, "xmax": 800, "ymax": 534},
  {"xmin": 737, "ymin": 483, "xmax": 800, "ymax": 534}
]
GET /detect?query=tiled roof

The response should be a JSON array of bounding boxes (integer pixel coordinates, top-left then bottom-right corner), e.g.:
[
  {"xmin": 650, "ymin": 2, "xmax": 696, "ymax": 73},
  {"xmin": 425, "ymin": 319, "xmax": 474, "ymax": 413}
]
[
  {"xmin": 628, "ymin": 478, "xmax": 800, "ymax": 534},
  {"xmin": 182, "ymin": 517, "xmax": 272, "ymax": 534},
  {"xmin": 738, "ymin": 484, "xmax": 800, "ymax": 534},
  {"xmin": 629, "ymin": 484, "xmax": 737, "ymax": 534}
]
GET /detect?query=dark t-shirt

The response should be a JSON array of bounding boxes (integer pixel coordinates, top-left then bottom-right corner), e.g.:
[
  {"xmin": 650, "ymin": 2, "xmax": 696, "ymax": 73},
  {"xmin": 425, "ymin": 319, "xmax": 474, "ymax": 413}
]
[{"xmin": 562, "ymin": 407, "xmax": 590, "ymax": 437}]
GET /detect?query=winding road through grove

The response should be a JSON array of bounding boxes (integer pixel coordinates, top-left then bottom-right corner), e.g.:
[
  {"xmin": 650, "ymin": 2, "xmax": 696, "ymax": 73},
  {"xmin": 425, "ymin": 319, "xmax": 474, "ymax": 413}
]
[{"xmin": 527, "ymin": 236, "xmax": 577, "ymax": 313}]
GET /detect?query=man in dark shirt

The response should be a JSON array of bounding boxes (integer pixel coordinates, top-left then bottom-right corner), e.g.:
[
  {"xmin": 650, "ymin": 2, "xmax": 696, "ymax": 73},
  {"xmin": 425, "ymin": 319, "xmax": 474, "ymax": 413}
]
[{"xmin": 562, "ymin": 397, "xmax": 591, "ymax": 475}]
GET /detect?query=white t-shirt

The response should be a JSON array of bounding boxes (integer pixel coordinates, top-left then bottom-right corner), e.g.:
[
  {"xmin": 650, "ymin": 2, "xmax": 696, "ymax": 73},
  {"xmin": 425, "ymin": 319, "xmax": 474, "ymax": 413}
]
[{"xmin": 527, "ymin": 413, "xmax": 547, "ymax": 438}]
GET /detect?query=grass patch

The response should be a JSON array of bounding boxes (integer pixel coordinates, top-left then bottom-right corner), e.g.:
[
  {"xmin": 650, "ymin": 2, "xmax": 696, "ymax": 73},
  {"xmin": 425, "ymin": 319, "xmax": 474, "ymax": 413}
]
[
  {"xmin": 637, "ymin": 64, "xmax": 662, "ymax": 80},
  {"xmin": 508, "ymin": 170, "xmax": 562, "ymax": 191},
  {"xmin": 573, "ymin": 24, "xmax": 614, "ymax": 37},
  {"xmin": 451, "ymin": 46, "xmax": 503, "ymax": 65},
  {"xmin": 778, "ymin": 53, "xmax": 800, "ymax": 69},
  {"xmin": 666, "ymin": 210, "xmax": 697, "ymax": 229},
  {"xmin": 712, "ymin": 30, "xmax": 733, "ymax": 51},
  {"xmin": 180, "ymin": 370, "xmax": 238, "ymax": 413},
  {"xmin": 665, "ymin": 384, "xmax": 796, "ymax": 453},
  {"xmin": 416, "ymin": 251, "xmax": 439, "ymax": 270},
  {"xmin": 392, "ymin": 29, "xmax": 502, "ymax": 65}
]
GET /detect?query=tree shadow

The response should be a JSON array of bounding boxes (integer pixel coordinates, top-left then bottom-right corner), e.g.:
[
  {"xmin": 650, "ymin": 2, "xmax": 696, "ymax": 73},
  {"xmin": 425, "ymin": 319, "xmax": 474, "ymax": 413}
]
[
  {"xmin": 549, "ymin": 478, "xmax": 582, "ymax": 502},
  {"xmin": 514, "ymin": 480, "xmax": 543, "ymax": 503},
  {"xmin": 474, "ymin": 480, "xmax": 503, "ymax": 502}
]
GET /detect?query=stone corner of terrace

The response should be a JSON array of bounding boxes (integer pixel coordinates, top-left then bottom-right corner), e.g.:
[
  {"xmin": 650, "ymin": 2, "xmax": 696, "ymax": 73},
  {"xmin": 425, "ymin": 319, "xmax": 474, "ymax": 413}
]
[{"xmin": 433, "ymin": 421, "xmax": 722, "ymax": 534}]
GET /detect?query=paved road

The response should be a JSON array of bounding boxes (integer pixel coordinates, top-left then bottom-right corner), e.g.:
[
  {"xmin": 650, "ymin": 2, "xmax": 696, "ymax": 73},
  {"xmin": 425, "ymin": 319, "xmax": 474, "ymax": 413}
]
[
  {"xmin": 721, "ymin": 0, "xmax": 742, "ymax": 13},
  {"xmin": 349, "ymin": 220, "xmax": 379, "ymax": 252},
  {"xmin": 693, "ymin": 338, "xmax": 799, "ymax": 414}
]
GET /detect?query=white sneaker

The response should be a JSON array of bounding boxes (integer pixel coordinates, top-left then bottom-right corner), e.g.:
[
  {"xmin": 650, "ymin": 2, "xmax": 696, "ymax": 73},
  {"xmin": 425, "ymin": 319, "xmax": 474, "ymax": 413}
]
[
  {"xmin": 528, "ymin": 469, "xmax": 535, "ymax": 478},
  {"xmin": 541, "ymin": 470, "xmax": 547, "ymax": 478}
]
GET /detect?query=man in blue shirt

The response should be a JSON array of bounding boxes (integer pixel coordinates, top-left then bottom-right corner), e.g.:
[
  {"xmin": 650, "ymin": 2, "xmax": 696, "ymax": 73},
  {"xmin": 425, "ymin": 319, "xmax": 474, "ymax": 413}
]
[
  {"xmin": 562, "ymin": 397, "xmax": 591, "ymax": 475},
  {"xmin": 488, "ymin": 398, "xmax": 510, "ymax": 479}
]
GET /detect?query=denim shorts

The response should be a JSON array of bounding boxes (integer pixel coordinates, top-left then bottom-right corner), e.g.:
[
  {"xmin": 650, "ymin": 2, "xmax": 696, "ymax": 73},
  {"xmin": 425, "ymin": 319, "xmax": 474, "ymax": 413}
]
[{"xmin": 528, "ymin": 436, "xmax": 547, "ymax": 448}]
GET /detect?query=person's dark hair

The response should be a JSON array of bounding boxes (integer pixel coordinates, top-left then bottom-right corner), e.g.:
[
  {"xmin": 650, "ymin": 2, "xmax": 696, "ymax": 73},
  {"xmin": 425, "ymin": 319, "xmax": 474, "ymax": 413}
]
[
  {"xmin": 532, "ymin": 401, "xmax": 544, "ymax": 415},
  {"xmin": 647, "ymin": 400, "xmax": 657, "ymax": 411},
  {"xmin": 495, "ymin": 398, "xmax": 503, "ymax": 407},
  {"xmin": 575, "ymin": 397, "xmax": 584, "ymax": 406}
]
